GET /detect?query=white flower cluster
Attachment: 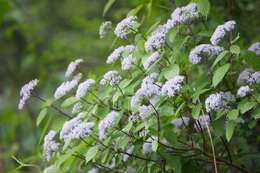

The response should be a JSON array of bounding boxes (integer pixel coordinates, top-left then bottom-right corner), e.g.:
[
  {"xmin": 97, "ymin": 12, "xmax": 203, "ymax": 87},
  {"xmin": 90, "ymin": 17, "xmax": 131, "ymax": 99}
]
[
  {"xmin": 99, "ymin": 21, "xmax": 112, "ymax": 39},
  {"xmin": 210, "ymin": 20, "xmax": 236, "ymax": 45},
  {"xmin": 65, "ymin": 59, "xmax": 83, "ymax": 77},
  {"xmin": 171, "ymin": 116, "xmax": 190, "ymax": 128},
  {"xmin": 121, "ymin": 55, "xmax": 135, "ymax": 70},
  {"xmin": 248, "ymin": 42, "xmax": 260, "ymax": 55},
  {"xmin": 100, "ymin": 70, "xmax": 122, "ymax": 86},
  {"xmin": 145, "ymin": 26, "xmax": 167, "ymax": 52},
  {"xmin": 237, "ymin": 85, "xmax": 252, "ymax": 98},
  {"xmin": 76, "ymin": 79, "xmax": 96, "ymax": 99},
  {"xmin": 205, "ymin": 91, "xmax": 235, "ymax": 112},
  {"xmin": 18, "ymin": 79, "xmax": 38, "ymax": 110},
  {"xmin": 131, "ymin": 73, "xmax": 161, "ymax": 108},
  {"xmin": 114, "ymin": 16, "xmax": 138, "ymax": 39},
  {"xmin": 237, "ymin": 69, "xmax": 260, "ymax": 85},
  {"xmin": 194, "ymin": 115, "xmax": 210, "ymax": 131},
  {"xmin": 43, "ymin": 130, "xmax": 59, "ymax": 161},
  {"xmin": 189, "ymin": 44, "xmax": 224, "ymax": 64},
  {"xmin": 106, "ymin": 45, "xmax": 135, "ymax": 64},
  {"xmin": 161, "ymin": 75, "xmax": 185, "ymax": 97},
  {"xmin": 98, "ymin": 111, "xmax": 118, "ymax": 140},
  {"xmin": 123, "ymin": 145, "xmax": 134, "ymax": 162},
  {"xmin": 54, "ymin": 73, "xmax": 82, "ymax": 99},
  {"xmin": 60, "ymin": 116, "xmax": 94, "ymax": 141},
  {"xmin": 71, "ymin": 102, "xmax": 82, "ymax": 114},
  {"xmin": 143, "ymin": 52, "xmax": 160, "ymax": 69}
]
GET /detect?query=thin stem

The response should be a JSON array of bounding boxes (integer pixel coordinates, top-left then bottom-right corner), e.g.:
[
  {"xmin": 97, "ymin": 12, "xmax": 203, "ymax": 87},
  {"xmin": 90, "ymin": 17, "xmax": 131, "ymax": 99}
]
[
  {"xmin": 115, "ymin": 84, "xmax": 125, "ymax": 97},
  {"xmin": 89, "ymin": 91, "xmax": 106, "ymax": 106},
  {"xmin": 149, "ymin": 102, "xmax": 161, "ymax": 143}
]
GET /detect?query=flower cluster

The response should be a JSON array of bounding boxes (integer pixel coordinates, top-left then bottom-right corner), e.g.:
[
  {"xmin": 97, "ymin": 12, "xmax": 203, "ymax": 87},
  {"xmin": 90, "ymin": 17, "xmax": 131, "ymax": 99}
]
[
  {"xmin": 43, "ymin": 130, "xmax": 59, "ymax": 161},
  {"xmin": 76, "ymin": 79, "xmax": 96, "ymax": 99},
  {"xmin": 237, "ymin": 85, "xmax": 252, "ymax": 98},
  {"xmin": 99, "ymin": 21, "xmax": 112, "ymax": 39},
  {"xmin": 54, "ymin": 73, "xmax": 82, "ymax": 99},
  {"xmin": 106, "ymin": 45, "xmax": 135, "ymax": 64},
  {"xmin": 98, "ymin": 111, "xmax": 118, "ymax": 140},
  {"xmin": 65, "ymin": 59, "xmax": 83, "ymax": 77},
  {"xmin": 71, "ymin": 102, "xmax": 83, "ymax": 114},
  {"xmin": 60, "ymin": 116, "xmax": 94, "ymax": 141},
  {"xmin": 100, "ymin": 70, "xmax": 122, "ymax": 86},
  {"xmin": 248, "ymin": 42, "xmax": 260, "ymax": 55},
  {"xmin": 123, "ymin": 145, "xmax": 134, "ymax": 162},
  {"xmin": 143, "ymin": 52, "xmax": 160, "ymax": 69},
  {"xmin": 161, "ymin": 75, "xmax": 185, "ymax": 97},
  {"xmin": 114, "ymin": 16, "xmax": 138, "ymax": 39},
  {"xmin": 189, "ymin": 44, "xmax": 224, "ymax": 64},
  {"xmin": 205, "ymin": 91, "xmax": 235, "ymax": 112},
  {"xmin": 171, "ymin": 116, "xmax": 190, "ymax": 128},
  {"xmin": 210, "ymin": 20, "xmax": 236, "ymax": 45},
  {"xmin": 145, "ymin": 26, "xmax": 167, "ymax": 52},
  {"xmin": 18, "ymin": 79, "xmax": 38, "ymax": 110},
  {"xmin": 121, "ymin": 55, "xmax": 135, "ymax": 70},
  {"xmin": 237, "ymin": 69, "xmax": 260, "ymax": 85}
]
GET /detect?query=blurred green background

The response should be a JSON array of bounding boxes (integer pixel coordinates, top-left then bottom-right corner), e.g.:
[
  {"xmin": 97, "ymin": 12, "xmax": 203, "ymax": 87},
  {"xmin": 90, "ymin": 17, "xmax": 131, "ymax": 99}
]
[{"xmin": 0, "ymin": 0, "xmax": 259, "ymax": 172}]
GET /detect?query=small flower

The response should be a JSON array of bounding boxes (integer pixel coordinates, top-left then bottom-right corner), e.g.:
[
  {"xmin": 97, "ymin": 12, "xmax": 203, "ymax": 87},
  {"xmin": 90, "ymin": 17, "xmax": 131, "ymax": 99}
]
[
  {"xmin": 60, "ymin": 116, "xmax": 94, "ymax": 141},
  {"xmin": 145, "ymin": 26, "xmax": 167, "ymax": 52},
  {"xmin": 237, "ymin": 69, "xmax": 260, "ymax": 85},
  {"xmin": 142, "ymin": 137, "xmax": 157, "ymax": 154},
  {"xmin": 123, "ymin": 145, "xmax": 134, "ymax": 162},
  {"xmin": 18, "ymin": 79, "xmax": 39, "ymax": 110},
  {"xmin": 194, "ymin": 115, "xmax": 210, "ymax": 131},
  {"xmin": 143, "ymin": 52, "xmax": 160, "ymax": 70},
  {"xmin": 139, "ymin": 105, "xmax": 153, "ymax": 120},
  {"xmin": 114, "ymin": 16, "xmax": 138, "ymax": 39},
  {"xmin": 210, "ymin": 20, "xmax": 236, "ymax": 45},
  {"xmin": 121, "ymin": 55, "xmax": 135, "ymax": 70},
  {"xmin": 100, "ymin": 70, "xmax": 122, "ymax": 86},
  {"xmin": 171, "ymin": 116, "xmax": 190, "ymax": 128},
  {"xmin": 99, "ymin": 21, "xmax": 112, "ymax": 39},
  {"xmin": 43, "ymin": 130, "xmax": 59, "ymax": 161},
  {"xmin": 161, "ymin": 75, "xmax": 185, "ymax": 97},
  {"xmin": 248, "ymin": 42, "xmax": 260, "ymax": 56},
  {"xmin": 54, "ymin": 73, "xmax": 82, "ymax": 99},
  {"xmin": 98, "ymin": 111, "xmax": 118, "ymax": 140},
  {"xmin": 72, "ymin": 102, "xmax": 83, "ymax": 114},
  {"xmin": 65, "ymin": 59, "xmax": 83, "ymax": 77},
  {"xmin": 189, "ymin": 44, "xmax": 224, "ymax": 64},
  {"xmin": 76, "ymin": 79, "xmax": 96, "ymax": 99},
  {"xmin": 106, "ymin": 46, "xmax": 125, "ymax": 64},
  {"xmin": 237, "ymin": 85, "xmax": 252, "ymax": 98},
  {"xmin": 103, "ymin": 157, "xmax": 116, "ymax": 169}
]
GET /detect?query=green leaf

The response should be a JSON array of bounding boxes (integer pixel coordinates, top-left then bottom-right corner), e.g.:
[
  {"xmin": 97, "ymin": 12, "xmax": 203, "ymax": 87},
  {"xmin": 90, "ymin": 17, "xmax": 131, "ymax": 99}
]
[
  {"xmin": 211, "ymin": 50, "xmax": 230, "ymax": 69},
  {"xmin": 103, "ymin": 0, "xmax": 116, "ymax": 16},
  {"xmin": 36, "ymin": 108, "xmax": 48, "ymax": 126},
  {"xmin": 230, "ymin": 45, "xmax": 240, "ymax": 55},
  {"xmin": 252, "ymin": 107, "xmax": 260, "ymax": 119},
  {"xmin": 128, "ymin": 4, "xmax": 143, "ymax": 16},
  {"xmin": 85, "ymin": 146, "xmax": 99, "ymax": 163},
  {"xmin": 162, "ymin": 64, "xmax": 180, "ymax": 80},
  {"xmin": 61, "ymin": 97, "xmax": 78, "ymax": 108},
  {"xmin": 165, "ymin": 155, "xmax": 182, "ymax": 173},
  {"xmin": 238, "ymin": 99, "xmax": 257, "ymax": 114},
  {"xmin": 226, "ymin": 120, "xmax": 236, "ymax": 142},
  {"xmin": 243, "ymin": 51, "xmax": 260, "ymax": 70},
  {"xmin": 195, "ymin": 0, "xmax": 210, "ymax": 17},
  {"xmin": 192, "ymin": 104, "xmax": 201, "ymax": 119},
  {"xmin": 227, "ymin": 109, "xmax": 239, "ymax": 120},
  {"xmin": 212, "ymin": 63, "xmax": 230, "ymax": 87},
  {"xmin": 152, "ymin": 140, "xmax": 158, "ymax": 152},
  {"xmin": 123, "ymin": 121, "xmax": 133, "ymax": 133}
]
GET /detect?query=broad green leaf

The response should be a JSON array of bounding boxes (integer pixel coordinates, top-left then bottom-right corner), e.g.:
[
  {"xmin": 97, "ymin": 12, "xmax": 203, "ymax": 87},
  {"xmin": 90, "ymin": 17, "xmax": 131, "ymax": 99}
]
[
  {"xmin": 211, "ymin": 50, "xmax": 230, "ymax": 69},
  {"xmin": 61, "ymin": 97, "xmax": 78, "ymax": 108},
  {"xmin": 165, "ymin": 155, "xmax": 182, "ymax": 173},
  {"xmin": 85, "ymin": 146, "xmax": 99, "ymax": 163},
  {"xmin": 238, "ymin": 99, "xmax": 257, "ymax": 114},
  {"xmin": 226, "ymin": 120, "xmax": 236, "ymax": 142},
  {"xmin": 243, "ymin": 51, "xmax": 260, "ymax": 70},
  {"xmin": 252, "ymin": 107, "xmax": 260, "ymax": 119},
  {"xmin": 192, "ymin": 88, "xmax": 210, "ymax": 103},
  {"xmin": 230, "ymin": 45, "xmax": 240, "ymax": 55},
  {"xmin": 123, "ymin": 121, "xmax": 133, "ymax": 133},
  {"xmin": 194, "ymin": 0, "xmax": 210, "ymax": 17},
  {"xmin": 212, "ymin": 63, "xmax": 230, "ymax": 87},
  {"xmin": 36, "ymin": 108, "xmax": 48, "ymax": 126},
  {"xmin": 152, "ymin": 140, "xmax": 158, "ymax": 152},
  {"xmin": 128, "ymin": 4, "xmax": 143, "ymax": 16},
  {"xmin": 192, "ymin": 104, "xmax": 201, "ymax": 119},
  {"xmin": 103, "ymin": 0, "xmax": 116, "ymax": 16},
  {"xmin": 227, "ymin": 109, "xmax": 239, "ymax": 120},
  {"xmin": 162, "ymin": 64, "xmax": 180, "ymax": 80}
]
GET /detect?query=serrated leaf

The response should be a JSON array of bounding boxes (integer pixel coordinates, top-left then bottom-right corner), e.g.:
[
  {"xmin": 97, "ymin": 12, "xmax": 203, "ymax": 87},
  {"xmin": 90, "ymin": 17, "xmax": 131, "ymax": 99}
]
[
  {"xmin": 61, "ymin": 97, "xmax": 78, "ymax": 108},
  {"xmin": 226, "ymin": 120, "xmax": 235, "ymax": 142},
  {"xmin": 85, "ymin": 146, "xmax": 99, "ymax": 163},
  {"xmin": 36, "ymin": 108, "xmax": 48, "ymax": 126},
  {"xmin": 152, "ymin": 140, "xmax": 158, "ymax": 152},
  {"xmin": 230, "ymin": 45, "xmax": 240, "ymax": 55},
  {"xmin": 212, "ymin": 63, "xmax": 230, "ymax": 87},
  {"xmin": 238, "ymin": 99, "xmax": 257, "ymax": 114},
  {"xmin": 227, "ymin": 109, "xmax": 239, "ymax": 120}
]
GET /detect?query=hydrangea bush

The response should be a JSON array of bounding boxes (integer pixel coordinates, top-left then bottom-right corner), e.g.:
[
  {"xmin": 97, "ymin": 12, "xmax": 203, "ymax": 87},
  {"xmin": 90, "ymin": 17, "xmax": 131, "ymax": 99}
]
[{"xmin": 18, "ymin": 1, "xmax": 260, "ymax": 173}]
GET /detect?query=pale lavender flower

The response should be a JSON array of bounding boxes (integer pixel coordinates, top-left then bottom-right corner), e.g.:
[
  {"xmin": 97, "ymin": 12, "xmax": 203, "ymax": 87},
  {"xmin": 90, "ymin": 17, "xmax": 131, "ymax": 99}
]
[
  {"xmin": 237, "ymin": 85, "xmax": 252, "ymax": 97},
  {"xmin": 194, "ymin": 115, "xmax": 210, "ymax": 131},
  {"xmin": 189, "ymin": 44, "xmax": 224, "ymax": 64},
  {"xmin": 54, "ymin": 73, "xmax": 82, "ymax": 99},
  {"xmin": 210, "ymin": 20, "xmax": 236, "ymax": 45},
  {"xmin": 100, "ymin": 70, "xmax": 122, "ymax": 86},
  {"xmin": 76, "ymin": 79, "xmax": 96, "ymax": 98},
  {"xmin": 139, "ymin": 105, "xmax": 153, "ymax": 120},
  {"xmin": 72, "ymin": 102, "xmax": 82, "ymax": 114},
  {"xmin": 145, "ymin": 26, "xmax": 167, "ymax": 52},
  {"xmin": 43, "ymin": 130, "xmax": 59, "ymax": 161},
  {"xmin": 248, "ymin": 42, "xmax": 260, "ymax": 55},
  {"xmin": 142, "ymin": 137, "xmax": 157, "ymax": 154},
  {"xmin": 123, "ymin": 145, "xmax": 134, "ymax": 162},
  {"xmin": 114, "ymin": 16, "xmax": 138, "ymax": 39},
  {"xmin": 237, "ymin": 69, "xmax": 260, "ymax": 85},
  {"xmin": 103, "ymin": 157, "xmax": 116, "ymax": 169},
  {"xmin": 161, "ymin": 75, "xmax": 185, "ymax": 97},
  {"xmin": 121, "ymin": 55, "xmax": 135, "ymax": 70},
  {"xmin": 171, "ymin": 116, "xmax": 190, "ymax": 128},
  {"xmin": 65, "ymin": 59, "xmax": 83, "ymax": 77},
  {"xmin": 106, "ymin": 46, "xmax": 125, "ymax": 64},
  {"xmin": 143, "ymin": 52, "xmax": 160, "ymax": 69},
  {"xmin": 18, "ymin": 79, "xmax": 38, "ymax": 110},
  {"xmin": 99, "ymin": 21, "xmax": 112, "ymax": 39},
  {"xmin": 98, "ymin": 111, "xmax": 118, "ymax": 140},
  {"xmin": 88, "ymin": 168, "xmax": 99, "ymax": 173}
]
